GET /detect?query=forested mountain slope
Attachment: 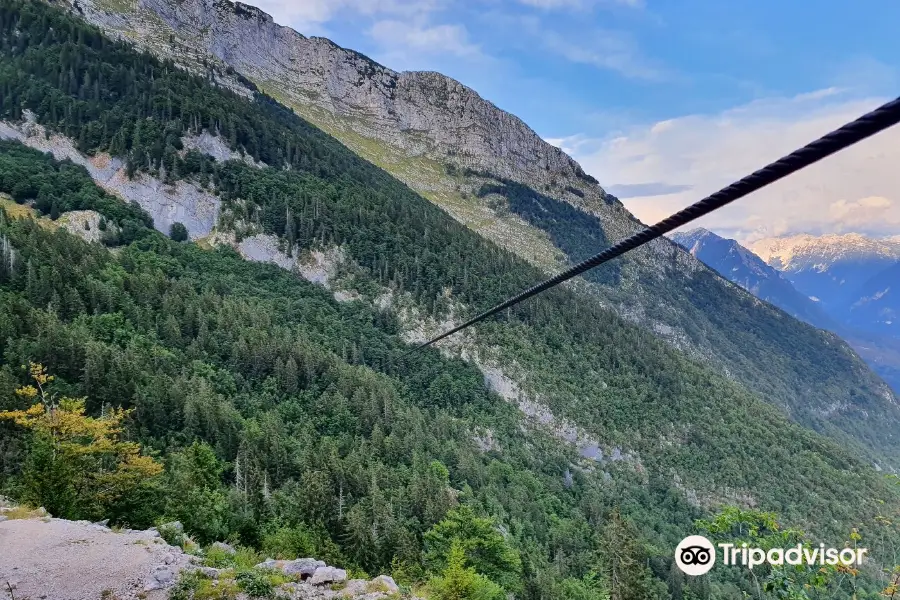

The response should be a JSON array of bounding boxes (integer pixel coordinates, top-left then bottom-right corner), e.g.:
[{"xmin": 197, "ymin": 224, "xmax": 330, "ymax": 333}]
[
  {"xmin": 2, "ymin": 141, "xmax": 899, "ymax": 600},
  {"xmin": 57, "ymin": 0, "xmax": 900, "ymax": 461},
  {"xmin": 0, "ymin": 2, "xmax": 900, "ymax": 598}
]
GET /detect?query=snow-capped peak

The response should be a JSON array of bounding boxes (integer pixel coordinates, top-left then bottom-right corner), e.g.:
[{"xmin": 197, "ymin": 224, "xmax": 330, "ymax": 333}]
[{"xmin": 748, "ymin": 233, "xmax": 900, "ymax": 272}]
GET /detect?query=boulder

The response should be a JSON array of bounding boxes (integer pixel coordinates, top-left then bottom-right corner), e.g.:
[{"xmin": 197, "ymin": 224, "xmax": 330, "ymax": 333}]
[
  {"xmin": 371, "ymin": 575, "xmax": 400, "ymax": 594},
  {"xmin": 310, "ymin": 566, "xmax": 347, "ymax": 585},
  {"xmin": 255, "ymin": 558, "xmax": 278, "ymax": 570},
  {"xmin": 341, "ymin": 579, "xmax": 369, "ymax": 595},
  {"xmin": 210, "ymin": 541, "xmax": 236, "ymax": 555},
  {"xmin": 197, "ymin": 566, "xmax": 222, "ymax": 579},
  {"xmin": 151, "ymin": 565, "xmax": 175, "ymax": 585},
  {"xmin": 282, "ymin": 558, "xmax": 326, "ymax": 578}
]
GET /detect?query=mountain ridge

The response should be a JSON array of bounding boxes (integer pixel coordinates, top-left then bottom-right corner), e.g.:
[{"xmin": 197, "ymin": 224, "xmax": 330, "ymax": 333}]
[
  {"xmin": 43, "ymin": 0, "xmax": 900, "ymax": 465},
  {"xmin": 675, "ymin": 228, "xmax": 900, "ymax": 393},
  {"xmin": 672, "ymin": 228, "xmax": 836, "ymax": 330},
  {"xmin": 750, "ymin": 232, "xmax": 900, "ymax": 273},
  {"xmin": 74, "ymin": 0, "xmax": 627, "ymax": 229},
  {"xmin": 749, "ymin": 232, "xmax": 900, "ymax": 336}
]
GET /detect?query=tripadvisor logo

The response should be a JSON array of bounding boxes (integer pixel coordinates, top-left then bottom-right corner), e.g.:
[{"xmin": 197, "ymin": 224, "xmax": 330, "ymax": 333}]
[
  {"xmin": 675, "ymin": 536, "xmax": 717, "ymax": 576},
  {"xmin": 674, "ymin": 535, "xmax": 867, "ymax": 576}
]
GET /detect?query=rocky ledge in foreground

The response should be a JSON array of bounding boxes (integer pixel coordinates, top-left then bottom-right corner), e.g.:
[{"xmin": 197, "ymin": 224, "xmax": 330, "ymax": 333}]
[
  {"xmin": 0, "ymin": 507, "xmax": 408, "ymax": 600},
  {"xmin": 0, "ymin": 508, "xmax": 194, "ymax": 600}
]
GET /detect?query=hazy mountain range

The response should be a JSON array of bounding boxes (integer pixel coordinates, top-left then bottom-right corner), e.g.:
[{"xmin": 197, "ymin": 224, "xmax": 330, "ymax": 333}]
[{"xmin": 674, "ymin": 228, "xmax": 900, "ymax": 390}]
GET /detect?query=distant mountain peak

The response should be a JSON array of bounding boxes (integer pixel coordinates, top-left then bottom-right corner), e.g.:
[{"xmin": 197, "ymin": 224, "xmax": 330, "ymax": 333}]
[
  {"xmin": 749, "ymin": 233, "xmax": 900, "ymax": 271},
  {"xmin": 670, "ymin": 227, "xmax": 714, "ymax": 251},
  {"xmin": 671, "ymin": 229, "xmax": 836, "ymax": 330},
  {"xmin": 744, "ymin": 232, "xmax": 900, "ymax": 337}
]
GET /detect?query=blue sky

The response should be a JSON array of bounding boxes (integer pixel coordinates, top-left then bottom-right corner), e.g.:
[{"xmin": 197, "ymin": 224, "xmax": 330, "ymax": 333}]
[{"xmin": 254, "ymin": 0, "xmax": 900, "ymax": 242}]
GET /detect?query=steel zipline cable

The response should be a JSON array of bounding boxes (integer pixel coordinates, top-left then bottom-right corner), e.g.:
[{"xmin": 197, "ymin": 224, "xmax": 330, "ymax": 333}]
[{"xmin": 407, "ymin": 95, "xmax": 900, "ymax": 355}]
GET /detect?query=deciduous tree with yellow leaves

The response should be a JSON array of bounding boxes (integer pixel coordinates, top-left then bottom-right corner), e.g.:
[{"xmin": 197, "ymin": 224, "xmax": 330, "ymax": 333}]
[{"xmin": 0, "ymin": 363, "xmax": 162, "ymax": 521}]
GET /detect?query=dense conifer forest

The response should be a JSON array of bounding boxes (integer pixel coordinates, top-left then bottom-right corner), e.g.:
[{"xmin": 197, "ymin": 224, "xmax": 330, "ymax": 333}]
[{"xmin": 0, "ymin": 1, "xmax": 898, "ymax": 598}]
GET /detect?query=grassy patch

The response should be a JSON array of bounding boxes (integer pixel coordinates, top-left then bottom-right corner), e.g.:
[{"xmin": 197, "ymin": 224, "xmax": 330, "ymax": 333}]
[
  {"xmin": 0, "ymin": 194, "xmax": 36, "ymax": 220},
  {"xmin": 234, "ymin": 569, "xmax": 276, "ymax": 598},
  {"xmin": 202, "ymin": 545, "xmax": 236, "ymax": 569},
  {"xmin": 195, "ymin": 578, "xmax": 240, "ymax": 600},
  {"xmin": 366, "ymin": 579, "xmax": 392, "ymax": 593},
  {"xmin": 250, "ymin": 77, "xmax": 567, "ymax": 274},
  {"xmin": 0, "ymin": 505, "xmax": 46, "ymax": 520},
  {"xmin": 232, "ymin": 547, "xmax": 265, "ymax": 571},
  {"xmin": 94, "ymin": 0, "xmax": 138, "ymax": 13}
]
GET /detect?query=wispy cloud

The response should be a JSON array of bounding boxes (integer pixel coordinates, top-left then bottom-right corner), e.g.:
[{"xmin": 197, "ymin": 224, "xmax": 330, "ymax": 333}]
[
  {"xmin": 555, "ymin": 90, "xmax": 900, "ymax": 242},
  {"xmin": 514, "ymin": 16, "xmax": 669, "ymax": 81},
  {"xmin": 543, "ymin": 30, "xmax": 666, "ymax": 80},
  {"xmin": 249, "ymin": 0, "xmax": 482, "ymax": 69},
  {"xmin": 368, "ymin": 20, "xmax": 482, "ymax": 60},
  {"xmin": 791, "ymin": 87, "xmax": 845, "ymax": 102},
  {"xmin": 605, "ymin": 182, "xmax": 694, "ymax": 198},
  {"xmin": 251, "ymin": 0, "xmax": 445, "ymax": 34}
]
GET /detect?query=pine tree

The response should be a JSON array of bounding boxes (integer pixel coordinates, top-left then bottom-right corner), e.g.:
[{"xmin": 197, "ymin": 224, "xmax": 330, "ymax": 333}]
[{"xmin": 598, "ymin": 508, "xmax": 657, "ymax": 600}]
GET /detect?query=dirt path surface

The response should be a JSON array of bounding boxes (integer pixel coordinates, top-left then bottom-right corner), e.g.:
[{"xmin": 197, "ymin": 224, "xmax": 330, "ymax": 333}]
[{"xmin": 0, "ymin": 517, "xmax": 191, "ymax": 600}]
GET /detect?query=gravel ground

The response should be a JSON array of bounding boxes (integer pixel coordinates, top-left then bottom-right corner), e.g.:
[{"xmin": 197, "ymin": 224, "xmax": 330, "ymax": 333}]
[{"xmin": 0, "ymin": 517, "xmax": 191, "ymax": 600}]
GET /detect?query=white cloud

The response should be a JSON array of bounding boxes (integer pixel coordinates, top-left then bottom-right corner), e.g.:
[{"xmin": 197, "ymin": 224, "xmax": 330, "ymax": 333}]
[
  {"xmin": 559, "ymin": 91, "xmax": 900, "ymax": 243},
  {"xmin": 247, "ymin": 0, "xmax": 478, "ymax": 68},
  {"xmin": 828, "ymin": 196, "xmax": 894, "ymax": 230},
  {"xmin": 541, "ymin": 30, "xmax": 665, "ymax": 80},
  {"xmin": 250, "ymin": 0, "xmax": 443, "ymax": 33},
  {"xmin": 369, "ymin": 20, "xmax": 481, "ymax": 59},
  {"xmin": 513, "ymin": 16, "xmax": 667, "ymax": 81},
  {"xmin": 792, "ymin": 87, "xmax": 845, "ymax": 102}
]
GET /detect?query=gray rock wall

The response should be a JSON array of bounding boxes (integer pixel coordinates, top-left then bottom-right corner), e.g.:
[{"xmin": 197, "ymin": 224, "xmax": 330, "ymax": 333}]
[{"xmin": 117, "ymin": 0, "xmax": 614, "ymax": 210}]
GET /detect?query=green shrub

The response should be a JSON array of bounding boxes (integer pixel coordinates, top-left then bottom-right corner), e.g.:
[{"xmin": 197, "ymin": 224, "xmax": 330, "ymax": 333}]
[
  {"xmin": 234, "ymin": 570, "xmax": 275, "ymax": 599},
  {"xmin": 427, "ymin": 541, "xmax": 505, "ymax": 600},
  {"xmin": 260, "ymin": 526, "xmax": 315, "ymax": 560},
  {"xmin": 156, "ymin": 520, "xmax": 186, "ymax": 547},
  {"xmin": 170, "ymin": 222, "xmax": 189, "ymax": 242},
  {"xmin": 168, "ymin": 570, "xmax": 202, "ymax": 600},
  {"xmin": 203, "ymin": 544, "xmax": 236, "ymax": 569}
]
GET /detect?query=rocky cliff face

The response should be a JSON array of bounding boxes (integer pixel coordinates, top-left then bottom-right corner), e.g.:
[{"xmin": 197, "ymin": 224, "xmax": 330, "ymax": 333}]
[
  {"xmin": 67, "ymin": 0, "xmax": 700, "ymax": 356},
  {"xmin": 76, "ymin": 0, "xmax": 632, "ymax": 231},
  {"xmin": 142, "ymin": 0, "xmax": 591, "ymax": 182}
]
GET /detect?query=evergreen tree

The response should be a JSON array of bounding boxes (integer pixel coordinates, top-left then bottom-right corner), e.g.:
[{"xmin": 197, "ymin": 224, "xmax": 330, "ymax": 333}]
[
  {"xmin": 169, "ymin": 221, "xmax": 189, "ymax": 242},
  {"xmin": 598, "ymin": 508, "xmax": 660, "ymax": 600}
]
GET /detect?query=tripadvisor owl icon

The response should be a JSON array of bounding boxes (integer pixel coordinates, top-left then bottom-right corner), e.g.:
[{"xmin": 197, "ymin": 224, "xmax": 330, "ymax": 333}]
[{"xmin": 675, "ymin": 535, "xmax": 716, "ymax": 576}]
